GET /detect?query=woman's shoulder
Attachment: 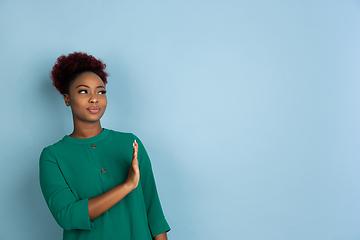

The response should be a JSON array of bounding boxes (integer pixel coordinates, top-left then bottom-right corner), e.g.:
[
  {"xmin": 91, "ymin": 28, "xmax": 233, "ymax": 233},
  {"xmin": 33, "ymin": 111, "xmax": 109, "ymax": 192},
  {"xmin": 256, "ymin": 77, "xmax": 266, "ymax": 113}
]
[
  {"xmin": 106, "ymin": 128, "xmax": 140, "ymax": 140},
  {"xmin": 40, "ymin": 136, "xmax": 71, "ymax": 156},
  {"xmin": 105, "ymin": 129, "xmax": 146, "ymax": 148}
]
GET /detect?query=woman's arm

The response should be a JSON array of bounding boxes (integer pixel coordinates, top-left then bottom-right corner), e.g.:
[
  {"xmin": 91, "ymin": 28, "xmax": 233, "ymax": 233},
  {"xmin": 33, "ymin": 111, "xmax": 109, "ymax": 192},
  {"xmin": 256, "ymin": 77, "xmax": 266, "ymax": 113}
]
[
  {"xmin": 40, "ymin": 147, "xmax": 93, "ymax": 230},
  {"xmin": 154, "ymin": 232, "xmax": 168, "ymax": 240},
  {"xmin": 88, "ymin": 141, "xmax": 140, "ymax": 220}
]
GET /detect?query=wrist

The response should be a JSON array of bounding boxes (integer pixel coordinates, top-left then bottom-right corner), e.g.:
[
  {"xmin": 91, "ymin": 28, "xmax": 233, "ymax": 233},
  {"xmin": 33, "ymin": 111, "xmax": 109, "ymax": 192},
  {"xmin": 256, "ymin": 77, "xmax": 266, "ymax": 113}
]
[{"xmin": 122, "ymin": 181, "xmax": 136, "ymax": 192}]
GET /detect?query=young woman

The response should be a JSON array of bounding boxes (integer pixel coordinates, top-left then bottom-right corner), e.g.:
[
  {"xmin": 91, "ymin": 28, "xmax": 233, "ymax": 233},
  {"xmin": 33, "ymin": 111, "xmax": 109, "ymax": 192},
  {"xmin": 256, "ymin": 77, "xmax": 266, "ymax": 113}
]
[{"xmin": 39, "ymin": 52, "xmax": 170, "ymax": 240}]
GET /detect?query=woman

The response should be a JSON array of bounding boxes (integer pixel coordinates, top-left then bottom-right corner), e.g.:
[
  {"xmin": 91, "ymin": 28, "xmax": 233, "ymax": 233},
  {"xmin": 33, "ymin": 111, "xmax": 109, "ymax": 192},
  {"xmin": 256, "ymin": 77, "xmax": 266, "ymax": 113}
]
[{"xmin": 39, "ymin": 52, "xmax": 170, "ymax": 240}]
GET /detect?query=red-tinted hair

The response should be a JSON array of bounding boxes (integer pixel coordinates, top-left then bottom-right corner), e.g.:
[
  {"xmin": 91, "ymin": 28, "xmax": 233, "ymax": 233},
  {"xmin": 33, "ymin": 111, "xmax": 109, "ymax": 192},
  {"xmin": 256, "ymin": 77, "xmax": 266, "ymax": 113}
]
[{"xmin": 51, "ymin": 52, "xmax": 109, "ymax": 94}]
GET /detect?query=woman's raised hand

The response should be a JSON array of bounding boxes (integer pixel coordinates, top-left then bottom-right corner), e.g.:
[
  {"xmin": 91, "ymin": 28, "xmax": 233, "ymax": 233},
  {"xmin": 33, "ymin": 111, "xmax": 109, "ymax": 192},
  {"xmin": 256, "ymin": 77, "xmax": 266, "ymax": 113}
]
[{"xmin": 125, "ymin": 140, "xmax": 140, "ymax": 190}]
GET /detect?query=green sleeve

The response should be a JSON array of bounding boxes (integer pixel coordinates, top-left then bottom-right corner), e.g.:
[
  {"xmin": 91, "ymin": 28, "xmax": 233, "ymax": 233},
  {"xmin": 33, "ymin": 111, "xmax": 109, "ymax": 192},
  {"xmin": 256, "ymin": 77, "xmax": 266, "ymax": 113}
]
[
  {"xmin": 134, "ymin": 135, "xmax": 171, "ymax": 237},
  {"xmin": 39, "ymin": 147, "xmax": 93, "ymax": 231}
]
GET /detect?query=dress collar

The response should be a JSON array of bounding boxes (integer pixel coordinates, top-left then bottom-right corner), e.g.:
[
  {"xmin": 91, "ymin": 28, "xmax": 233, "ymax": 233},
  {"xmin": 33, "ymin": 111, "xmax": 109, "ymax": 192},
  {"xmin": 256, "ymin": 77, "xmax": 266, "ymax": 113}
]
[{"xmin": 63, "ymin": 128, "xmax": 109, "ymax": 144}]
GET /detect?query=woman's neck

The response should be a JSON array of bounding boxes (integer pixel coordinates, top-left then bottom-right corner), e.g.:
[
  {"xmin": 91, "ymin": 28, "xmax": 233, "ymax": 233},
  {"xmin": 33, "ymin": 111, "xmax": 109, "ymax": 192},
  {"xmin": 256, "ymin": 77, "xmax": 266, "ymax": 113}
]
[{"xmin": 70, "ymin": 121, "xmax": 103, "ymax": 139}]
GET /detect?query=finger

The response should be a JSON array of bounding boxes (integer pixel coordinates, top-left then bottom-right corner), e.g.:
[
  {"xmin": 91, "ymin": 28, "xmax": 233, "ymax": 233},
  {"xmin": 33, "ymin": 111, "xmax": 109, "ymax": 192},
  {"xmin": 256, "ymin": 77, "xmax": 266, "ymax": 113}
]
[
  {"xmin": 133, "ymin": 161, "xmax": 139, "ymax": 173},
  {"xmin": 133, "ymin": 160, "xmax": 139, "ymax": 168},
  {"xmin": 133, "ymin": 140, "xmax": 138, "ymax": 150},
  {"xmin": 133, "ymin": 140, "xmax": 138, "ymax": 149},
  {"xmin": 133, "ymin": 141, "xmax": 139, "ymax": 160},
  {"xmin": 132, "ymin": 153, "xmax": 138, "ymax": 165},
  {"xmin": 133, "ymin": 163, "xmax": 138, "ymax": 170},
  {"xmin": 132, "ymin": 142, "xmax": 138, "ymax": 158}
]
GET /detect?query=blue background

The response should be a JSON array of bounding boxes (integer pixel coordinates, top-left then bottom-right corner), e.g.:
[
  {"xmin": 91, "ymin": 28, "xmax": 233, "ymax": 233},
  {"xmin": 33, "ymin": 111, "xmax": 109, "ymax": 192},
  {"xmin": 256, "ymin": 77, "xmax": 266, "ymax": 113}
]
[{"xmin": 1, "ymin": 0, "xmax": 360, "ymax": 239}]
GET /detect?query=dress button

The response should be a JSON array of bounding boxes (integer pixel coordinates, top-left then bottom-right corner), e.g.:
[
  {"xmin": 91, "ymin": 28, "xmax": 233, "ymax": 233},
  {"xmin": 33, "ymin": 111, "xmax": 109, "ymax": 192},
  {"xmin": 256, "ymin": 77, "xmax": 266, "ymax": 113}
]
[
  {"xmin": 91, "ymin": 144, "xmax": 96, "ymax": 148},
  {"xmin": 101, "ymin": 168, "xmax": 106, "ymax": 173}
]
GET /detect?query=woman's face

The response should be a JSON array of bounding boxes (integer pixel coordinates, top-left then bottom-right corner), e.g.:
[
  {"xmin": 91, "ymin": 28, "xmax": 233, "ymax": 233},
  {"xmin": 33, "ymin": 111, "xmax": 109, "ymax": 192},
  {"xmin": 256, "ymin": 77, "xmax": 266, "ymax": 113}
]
[{"xmin": 64, "ymin": 71, "xmax": 107, "ymax": 124}]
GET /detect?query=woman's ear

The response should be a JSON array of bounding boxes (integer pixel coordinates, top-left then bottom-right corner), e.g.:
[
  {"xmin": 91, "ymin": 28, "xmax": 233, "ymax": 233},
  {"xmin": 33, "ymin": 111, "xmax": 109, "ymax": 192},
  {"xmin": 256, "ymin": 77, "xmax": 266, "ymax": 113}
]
[{"xmin": 64, "ymin": 94, "xmax": 70, "ymax": 107}]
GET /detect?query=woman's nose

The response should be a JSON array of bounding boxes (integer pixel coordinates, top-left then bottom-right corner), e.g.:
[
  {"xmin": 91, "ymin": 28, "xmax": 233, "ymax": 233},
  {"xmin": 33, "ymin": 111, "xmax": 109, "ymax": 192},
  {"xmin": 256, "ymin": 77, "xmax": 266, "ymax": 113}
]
[{"xmin": 89, "ymin": 94, "xmax": 98, "ymax": 103}]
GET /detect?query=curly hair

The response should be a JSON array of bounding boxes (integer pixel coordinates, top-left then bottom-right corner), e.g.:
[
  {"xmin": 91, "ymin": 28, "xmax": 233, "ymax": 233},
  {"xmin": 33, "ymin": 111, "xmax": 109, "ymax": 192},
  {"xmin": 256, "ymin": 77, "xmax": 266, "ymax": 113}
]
[{"xmin": 51, "ymin": 52, "xmax": 109, "ymax": 95}]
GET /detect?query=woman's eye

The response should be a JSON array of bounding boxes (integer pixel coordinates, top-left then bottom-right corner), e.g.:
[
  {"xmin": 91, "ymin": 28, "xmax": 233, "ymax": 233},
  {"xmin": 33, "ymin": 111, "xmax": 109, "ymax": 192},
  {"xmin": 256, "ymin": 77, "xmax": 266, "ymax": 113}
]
[
  {"xmin": 78, "ymin": 90, "xmax": 87, "ymax": 94},
  {"xmin": 99, "ymin": 90, "xmax": 107, "ymax": 95}
]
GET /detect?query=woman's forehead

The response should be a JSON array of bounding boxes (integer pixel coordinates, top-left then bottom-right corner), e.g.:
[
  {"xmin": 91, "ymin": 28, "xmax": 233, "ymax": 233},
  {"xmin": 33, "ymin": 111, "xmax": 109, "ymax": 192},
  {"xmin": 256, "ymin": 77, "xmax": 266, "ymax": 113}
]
[{"xmin": 72, "ymin": 72, "xmax": 105, "ymax": 87}]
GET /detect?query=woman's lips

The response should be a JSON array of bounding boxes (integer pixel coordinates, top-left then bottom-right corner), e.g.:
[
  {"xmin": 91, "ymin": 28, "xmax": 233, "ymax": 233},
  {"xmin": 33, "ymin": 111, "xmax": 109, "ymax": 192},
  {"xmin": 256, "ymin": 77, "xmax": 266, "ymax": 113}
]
[{"xmin": 88, "ymin": 106, "xmax": 100, "ymax": 114}]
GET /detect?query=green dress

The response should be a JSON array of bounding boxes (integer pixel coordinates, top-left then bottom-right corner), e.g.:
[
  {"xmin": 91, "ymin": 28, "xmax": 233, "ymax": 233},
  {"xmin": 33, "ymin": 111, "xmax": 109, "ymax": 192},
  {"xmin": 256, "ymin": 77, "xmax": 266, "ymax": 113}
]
[{"xmin": 39, "ymin": 129, "xmax": 170, "ymax": 240}]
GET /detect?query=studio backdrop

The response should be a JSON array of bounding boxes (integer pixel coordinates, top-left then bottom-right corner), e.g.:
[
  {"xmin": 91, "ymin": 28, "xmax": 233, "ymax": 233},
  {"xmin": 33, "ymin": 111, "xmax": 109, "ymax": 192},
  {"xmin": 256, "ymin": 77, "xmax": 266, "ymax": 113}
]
[{"xmin": 0, "ymin": 0, "xmax": 359, "ymax": 239}]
